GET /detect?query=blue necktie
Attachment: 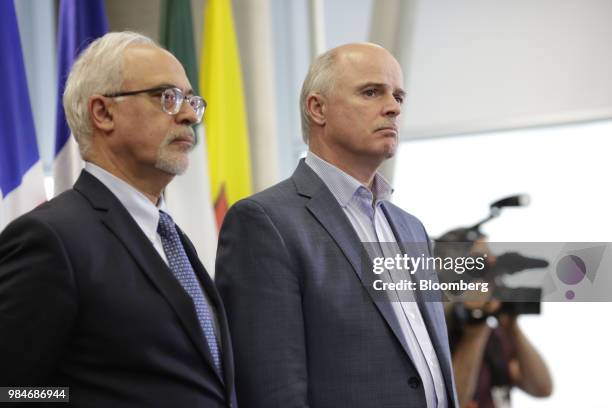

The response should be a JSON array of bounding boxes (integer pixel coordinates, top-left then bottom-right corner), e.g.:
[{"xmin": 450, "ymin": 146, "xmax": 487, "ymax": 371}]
[{"xmin": 157, "ymin": 211, "xmax": 222, "ymax": 373}]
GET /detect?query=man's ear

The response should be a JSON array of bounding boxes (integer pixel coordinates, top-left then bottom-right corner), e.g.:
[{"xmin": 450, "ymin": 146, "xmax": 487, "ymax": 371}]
[
  {"xmin": 306, "ymin": 93, "xmax": 326, "ymax": 126},
  {"xmin": 89, "ymin": 95, "xmax": 115, "ymax": 133}
]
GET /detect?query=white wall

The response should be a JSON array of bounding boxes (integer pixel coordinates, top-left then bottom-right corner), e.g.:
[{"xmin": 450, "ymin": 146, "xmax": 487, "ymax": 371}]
[
  {"xmin": 401, "ymin": 0, "xmax": 612, "ymax": 139},
  {"xmin": 393, "ymin": 119, "xmax": 612, "ymax": 407}
]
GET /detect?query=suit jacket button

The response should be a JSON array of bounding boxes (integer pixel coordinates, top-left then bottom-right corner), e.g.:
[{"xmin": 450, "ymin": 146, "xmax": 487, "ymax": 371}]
[{"xmin": 408, "ymin": 376, "xmax": 421, "ymax": 389}]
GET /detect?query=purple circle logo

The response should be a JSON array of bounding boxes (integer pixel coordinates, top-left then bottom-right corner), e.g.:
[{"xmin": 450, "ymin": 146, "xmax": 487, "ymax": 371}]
[{"xmin": 556, "ymin": 255, "xmax": 586, "ymax": 300}]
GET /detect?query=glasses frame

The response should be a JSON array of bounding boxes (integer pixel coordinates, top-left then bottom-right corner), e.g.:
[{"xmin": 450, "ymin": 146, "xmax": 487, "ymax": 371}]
[{"xmin": 103, "ymin": 86, "xmax": 206, "ymax": 123}]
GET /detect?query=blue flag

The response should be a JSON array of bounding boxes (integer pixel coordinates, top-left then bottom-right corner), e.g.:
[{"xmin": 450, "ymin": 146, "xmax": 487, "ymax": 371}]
[
  {"xmin": 54, "ymin": 0, "xmax": 108, "ymax": 195},
  {"xmin": 0, "ymin": 0, "xmax": 45, "ymax": 228}
]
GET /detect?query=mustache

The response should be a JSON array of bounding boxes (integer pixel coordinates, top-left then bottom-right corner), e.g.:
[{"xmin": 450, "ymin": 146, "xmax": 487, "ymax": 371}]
[{"xmin": 164, "ymin": 127, "xmax": 197, "ymax": 146}]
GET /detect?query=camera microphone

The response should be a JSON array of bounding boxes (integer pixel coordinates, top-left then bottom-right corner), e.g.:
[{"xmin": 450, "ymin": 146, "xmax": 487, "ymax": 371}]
[{"xmin": 490, "ymin": 194, "xmax": 530, "ymax": 210}]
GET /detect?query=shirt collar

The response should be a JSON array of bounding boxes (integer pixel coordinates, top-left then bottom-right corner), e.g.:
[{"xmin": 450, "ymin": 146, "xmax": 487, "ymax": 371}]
[
  {"xmin": 84, "ymin": 162, "xmax": 166, "ymax": 239},
  {"xmin": 304, "ymin": 151, "xmax": 393, "ymax": 208}
]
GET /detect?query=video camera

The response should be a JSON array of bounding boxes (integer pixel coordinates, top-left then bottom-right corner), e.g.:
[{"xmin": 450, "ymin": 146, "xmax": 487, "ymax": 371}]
[{"xmin": 435, "ymin": 194, "xmax": 548, "ymax": 316}]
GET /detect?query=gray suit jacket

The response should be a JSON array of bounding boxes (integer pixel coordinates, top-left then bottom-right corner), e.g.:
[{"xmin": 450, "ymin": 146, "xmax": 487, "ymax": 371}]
[{"xmin": 216, "ymin": 160, "xmax": 458, "ymax": 408}]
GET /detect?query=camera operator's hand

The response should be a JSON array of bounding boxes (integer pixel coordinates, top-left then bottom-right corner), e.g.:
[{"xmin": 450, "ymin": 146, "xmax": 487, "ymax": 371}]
[
  {"xmin": 461, "ymin": 276, "xmax": 500, "ymax": 324},
  {"xmin": 498, "ymin": 312, "xmax": 516, "ymax": 327}
]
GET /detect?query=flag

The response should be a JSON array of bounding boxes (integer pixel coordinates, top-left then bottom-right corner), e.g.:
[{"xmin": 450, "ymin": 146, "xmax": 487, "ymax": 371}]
[
  {"xmin": 0, "ymin": 0, "xmax": 46, "ymax": 229},
  {"xmin": 14, "ymin": 0, "xmax": 57, "ymax": 176},
  {"xmin": 54, "ymin": 0, "xmax": 108, "ymax": 196},
  {"xmin": 200, "ymin": 0, "xmax": 253, "ymax": 228},
  {"xmin": 160, "ymin": 0, "xmax": 218, "ymax": 274}
]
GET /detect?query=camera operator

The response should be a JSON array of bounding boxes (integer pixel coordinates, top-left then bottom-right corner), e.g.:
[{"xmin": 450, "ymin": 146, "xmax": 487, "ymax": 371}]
[{"xmin": 438, "ymin": 228, "xmax": 553, "ymax": 408}]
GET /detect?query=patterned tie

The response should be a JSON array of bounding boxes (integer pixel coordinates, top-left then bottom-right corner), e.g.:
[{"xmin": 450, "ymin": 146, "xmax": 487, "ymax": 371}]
[{"xmin": 157, "ymin": 210, "xmax": 222, "ymax": 373}]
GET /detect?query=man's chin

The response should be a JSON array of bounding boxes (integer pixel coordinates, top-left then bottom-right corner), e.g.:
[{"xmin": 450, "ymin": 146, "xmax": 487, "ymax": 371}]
[
  {"xmin": 155, "ymin": 154, "xmax": 189, "ymax": 176},
  {"xmin": 381, "ymin": 141, "xmax": 398, "ymax": 159},
  {"xmin": 384, "ymin": 147, "xmax": 397, "ymax": 160}
]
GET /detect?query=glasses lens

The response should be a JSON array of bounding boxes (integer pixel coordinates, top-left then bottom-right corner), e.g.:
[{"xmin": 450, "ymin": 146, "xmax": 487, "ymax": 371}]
[
  {"xmin": 161, "ymin": 88, "xmax": 183, "ymax": 115},
  {"xmin": 189, "ymin": 96, "xmax": 206, "ymax": 123}
]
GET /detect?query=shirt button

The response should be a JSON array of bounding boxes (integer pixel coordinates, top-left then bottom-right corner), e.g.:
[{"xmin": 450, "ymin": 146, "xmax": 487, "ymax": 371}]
[{"xmin": 408, "ymin": 376, "xmax": 421, "ymax": 389}]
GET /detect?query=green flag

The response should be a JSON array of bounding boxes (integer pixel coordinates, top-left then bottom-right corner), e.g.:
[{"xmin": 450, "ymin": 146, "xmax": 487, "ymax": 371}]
[
  {"xmin": 160, "ymin": 0, "xmax": 199, "ymax": 93},
  {"xmin": 159, "ymin": 0, "xmax": 218, "ymax": 275}
]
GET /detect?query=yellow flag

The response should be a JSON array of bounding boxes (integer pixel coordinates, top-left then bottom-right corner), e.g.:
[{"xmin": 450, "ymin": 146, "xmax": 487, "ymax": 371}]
[{"xmin": 200, "ymin": 0, "xmax": 252, "ymax": 229}]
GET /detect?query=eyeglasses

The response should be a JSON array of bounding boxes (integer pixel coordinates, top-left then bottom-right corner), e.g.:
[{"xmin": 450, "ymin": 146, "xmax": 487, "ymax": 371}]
[{"xmin": 103, "ymin": 86, "xmax": 206, "ymax": 124}]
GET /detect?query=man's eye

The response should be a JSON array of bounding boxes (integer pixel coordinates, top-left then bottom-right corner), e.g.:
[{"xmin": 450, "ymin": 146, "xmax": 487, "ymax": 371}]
[
  {"xmin": 395, "ymin": 95, "xmax": 404, "ymax": 104},
  {"xmin": 364, "ymin": 89, "xmax": 377, "ymax": 97}
]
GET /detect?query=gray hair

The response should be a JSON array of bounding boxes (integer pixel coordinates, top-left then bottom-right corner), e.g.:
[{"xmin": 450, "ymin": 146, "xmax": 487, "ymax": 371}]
[
  {"xmin": 299, "ymin": 48, "xmax": 339, "ymax": 143},
  {"xmin": 63, "ymin": 31, "xmax": 157, "ymax": 157}
]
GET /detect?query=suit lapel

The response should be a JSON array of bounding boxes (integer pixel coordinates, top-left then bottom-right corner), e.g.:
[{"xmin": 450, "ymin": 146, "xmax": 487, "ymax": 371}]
[
  {"xmin": 293, "ymin": 162, "xmax": 414, "ymax": 360},
  {"xmin": 74, "ymin": 171, "xmax": 223, "ymax": 384},
  {"xmin": 383, "ymin": 203, "xmax": 457, "ymax": 404}
]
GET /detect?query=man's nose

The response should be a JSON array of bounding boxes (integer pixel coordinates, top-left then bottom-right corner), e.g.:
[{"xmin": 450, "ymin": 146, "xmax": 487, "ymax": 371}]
[
  {"xmin": 175, "ymin": 100, "xmax": 199, "ymax": 126},
  {"xmin": 383, "ymin": 94, "xmax": 401, "ymax": 117}
]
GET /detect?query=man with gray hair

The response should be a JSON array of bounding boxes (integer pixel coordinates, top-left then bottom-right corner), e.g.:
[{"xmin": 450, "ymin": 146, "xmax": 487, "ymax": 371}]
[
  {"xmin": 0, "ymin": 32, "xmax": 237, "ymax": 408},
  {"xmin": 216, "ymin": 43, "xmax": 458, "ymax": 407}
]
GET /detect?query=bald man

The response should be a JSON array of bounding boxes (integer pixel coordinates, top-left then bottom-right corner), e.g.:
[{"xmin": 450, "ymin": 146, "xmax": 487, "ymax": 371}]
[
  {"xmin": 0, "ymin": 32, "xmax": 236, "ymax": 407},
  {"xmin": 216, "ymin": 43, "xmax": 458, "ymax": 407}
]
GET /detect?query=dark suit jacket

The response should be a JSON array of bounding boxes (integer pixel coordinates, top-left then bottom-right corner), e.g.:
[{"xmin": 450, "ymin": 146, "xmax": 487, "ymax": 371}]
[
  {"xmin": 0, "ymin": 171, "xmax": 237, "ymax": 408},
  {"xmin": 216, "ymin": 160, "xmax": 458, "ymax": 408}
]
